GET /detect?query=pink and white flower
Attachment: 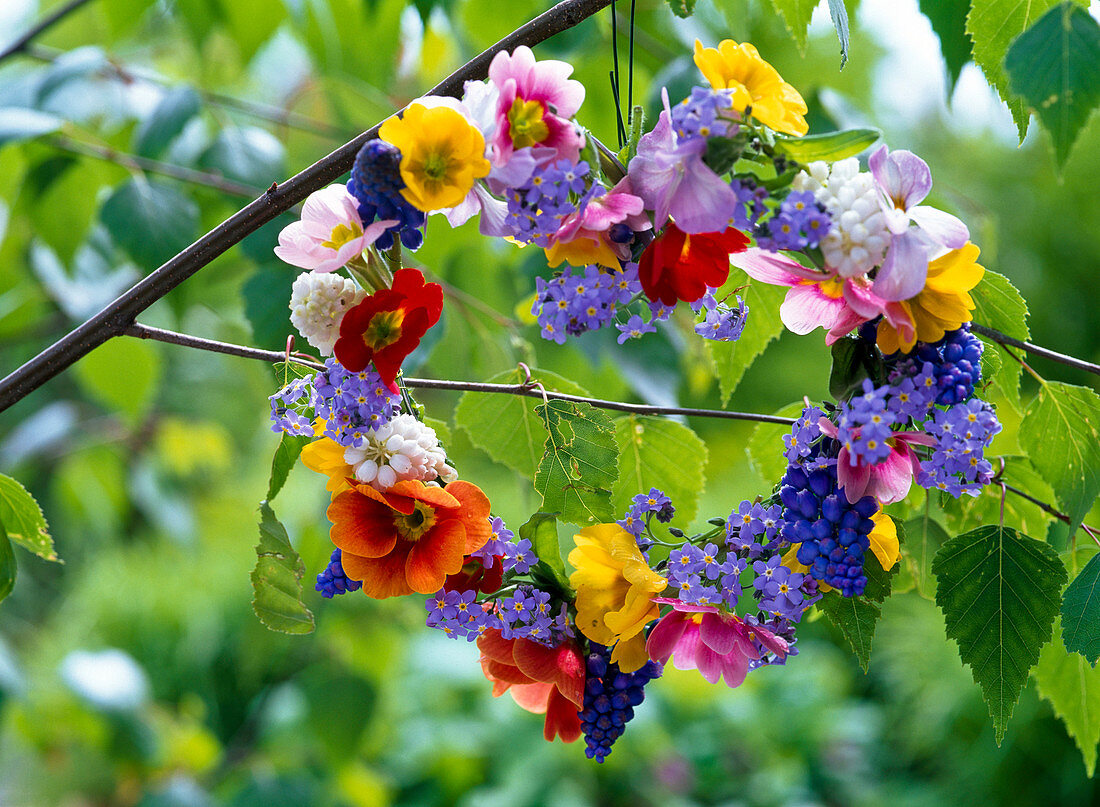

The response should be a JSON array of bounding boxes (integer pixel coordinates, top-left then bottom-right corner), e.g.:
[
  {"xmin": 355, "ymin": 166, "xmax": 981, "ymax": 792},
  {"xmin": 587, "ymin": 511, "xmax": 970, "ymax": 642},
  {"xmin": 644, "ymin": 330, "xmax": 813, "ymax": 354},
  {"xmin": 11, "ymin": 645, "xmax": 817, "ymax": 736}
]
[
  {"xmin": 646, "ymin": 598, "xmax": 789, "ymax": 688},
  {"xmin": 544, "ymin": 177, "xmax": 650, "ymax": 267},
  {"xmin": 274, "ymin": 185, "xmax": 395, "ymax": 273},
  {"xmin": 819, "ymin": 419, "xmax": 935, "ymax": 504}
]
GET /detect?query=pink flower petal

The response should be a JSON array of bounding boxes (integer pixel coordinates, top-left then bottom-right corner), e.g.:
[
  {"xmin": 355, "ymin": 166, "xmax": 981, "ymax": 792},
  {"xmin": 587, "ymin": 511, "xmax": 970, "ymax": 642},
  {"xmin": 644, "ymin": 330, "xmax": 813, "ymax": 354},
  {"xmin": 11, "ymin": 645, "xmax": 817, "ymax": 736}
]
[
  {"xmin": 873, "ymin": 229, "xmax": 930, "ymax": 302},
  {"xmin": 698, "ymin": 613, "xmax": 739, "ymax": 655},
  {"xmin": 694, "ymin": 643, "xmax": 724, "ymax": 684},
  {"xmin": 780, "ymin": 284, "xmax": 846, "ymax": 335},
  {"xmin": 646, "ymin": 611, "xmax": 690, "ymax": 663},
  {"xmin": 909, "ymin": 205, "xmax": 969, "ymax": 249},
  {"xmin": 718, "ymin": 647, "xmax": 750, "ymax": 688}
]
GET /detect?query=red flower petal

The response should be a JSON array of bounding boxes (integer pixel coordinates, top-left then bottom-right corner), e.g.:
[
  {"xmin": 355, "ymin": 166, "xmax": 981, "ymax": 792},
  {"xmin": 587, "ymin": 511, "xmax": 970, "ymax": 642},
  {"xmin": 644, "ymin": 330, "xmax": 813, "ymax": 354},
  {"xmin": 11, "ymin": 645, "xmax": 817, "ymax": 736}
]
[
  {"xmin": 513, "ymin": 640, "xmax": 586, "ymax": 708},
  {"xmin": 544, "ymin": 687, "xmax": 583, "ymax": 742}
]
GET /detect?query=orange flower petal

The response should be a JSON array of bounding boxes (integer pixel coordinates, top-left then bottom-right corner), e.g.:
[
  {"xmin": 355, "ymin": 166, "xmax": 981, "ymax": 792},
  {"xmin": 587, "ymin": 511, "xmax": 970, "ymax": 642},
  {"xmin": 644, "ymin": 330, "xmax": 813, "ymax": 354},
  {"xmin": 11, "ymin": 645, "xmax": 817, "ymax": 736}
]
[
  {"xmin": 349, "ymin": 482, "xmax": 418, "ymax": 516},
  {"xmin": 328, "ymin": 491, "xmax": 397, "ymax": 558},
  {"xmin": 544, "ymin": 688, "xmax": 583, "ymax": 743},
  {"xmin": 446, "ymin": 480, "xmax": 492, "ymax": 552},
  {"xmin": 405, "ymin": 517, "xmax": 467, "ymax": 593},
  {"xmin": 340, "ymin": 548, "xmax": 414, "ymax": 599},
  {"xmin": 477, "ymin": 628, "xmax": 517, "ymax": 665},
  {"xmin": 510, "ymin": 681, "xmax": 553, "ymax": 714},
  {"xmin": 391, "ymin": 479, "xmax": 461, "ymax": 511},
  {"xmin": 485, "ymin": 658, "xmax": 537, "ymax": 687},
  {"xmin": 513, "ymin": 640, "xmax": 585, "ymax": 708}
]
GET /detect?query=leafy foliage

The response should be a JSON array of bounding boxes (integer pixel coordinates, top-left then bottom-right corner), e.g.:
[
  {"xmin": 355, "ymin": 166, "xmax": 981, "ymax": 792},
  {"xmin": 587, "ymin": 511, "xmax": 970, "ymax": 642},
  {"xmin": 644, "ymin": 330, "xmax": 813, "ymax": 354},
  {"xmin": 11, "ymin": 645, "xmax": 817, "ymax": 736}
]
[
  {"xmin": 0, "ymin": 473, "xmax": 58, "ymax": 562},
  {"xmin": 251, "ymin": 502, "xmax": 315, "ymax": 634},
  {"xmin": 612, "ymin": 415, "xmax": 708, "ymax": 526},
  {"xmin": 267, "ymin": 433, "xmax": 310, "ymax": 502},
  {"xmin": 534, "ymin": 400, "xmax": 620, "ymax": 526},
  {"xmin": 971, "ymin": 269, "xmax": 1030, "ymax": 408},
  {"xmin": 934, "ymin": 525, "xmax": 1067, "ymax": 743},
  {"xmin": 665, "ymin": 0, "xmax": 697, "ymax": 18},
  {"xmin": 133, "ymin": 86, "xmax": 201, "ymax": 159},
  {"xmin": 0, "ymin": 524, "xmax": 14, "ymax": 604},
  {"xmin": 820, "ymin": 548, "xmax": 897, "ymax": 671},
  {"xmin": 1005, "ymin": 3, "xmax": 1100, "ymax": 169},
  {"xmin": 765, "ymin": 0, "xmax": 818, "ymax": 52},
  {"xmin": 74, "ymin": 337, "xmax": 162, "ymax": 425},
  {"xmin": 707, "ymin": 268, "xmax": 787, "ymax": 404},
  {"xmin": 99, "ymin": 179, "xmax": 199, "ymax": 269},
  {"xmin": 773, "ymin": 128, "xmax": 881, "ymax": 163},
  {"xmin": 903, "ymin": 512, "xmax": 950, "ymax": 600},
  {"xmin": 1061, "ymin": 551, "xmax": 1100, "ymax": 664},
  {"xmin": 920, "ymin": 0, "xmax": 973, "ymax": 93},
  {"xmin": 519, "ymin": 512, "xmax": 568, "ymax": 587},
  {"xmin": 1035, "ymin": 618, "xmax": 1100, "ymax": 776}
]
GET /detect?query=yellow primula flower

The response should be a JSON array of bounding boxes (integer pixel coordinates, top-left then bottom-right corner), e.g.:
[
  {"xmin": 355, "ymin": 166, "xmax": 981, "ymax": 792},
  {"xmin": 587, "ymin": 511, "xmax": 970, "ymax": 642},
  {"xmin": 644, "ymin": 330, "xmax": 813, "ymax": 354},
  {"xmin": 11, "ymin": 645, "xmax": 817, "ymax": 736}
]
[
  {"xmin": 877, "ymin": 242, "xmax": 985, "ymax": 354},
  {"xmin": 782, "ymin": 511, "xmax": 899, "ymax": 594},
  {"xmin": 568, "ymin": 523, "xmax": 668, "ymax": 672},
  {"xmin": 693, "ymin": 39, "xmax": 808, "ymax": 137},
  {"xmin": 379, "ymin": 103, "xmax": 491, "ymax": 212},
  {"xmin": 300, "ymin": 422, "xmax": 355, "ymax": 497}
]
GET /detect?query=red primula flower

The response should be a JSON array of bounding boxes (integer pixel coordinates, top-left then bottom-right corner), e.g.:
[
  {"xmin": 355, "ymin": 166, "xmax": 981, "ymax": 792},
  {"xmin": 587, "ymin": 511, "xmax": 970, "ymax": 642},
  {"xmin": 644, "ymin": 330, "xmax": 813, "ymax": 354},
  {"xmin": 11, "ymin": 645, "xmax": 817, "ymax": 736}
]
[
  {"xmin": 477, "ymin": 629, "xmax": 585, "ymax": 743},
  {"xmin": 445, "ymin": 555, "xmax": 504, "ymax": 595},
  {"xmin": 328, "ymin": 479, "xmax": 491, "ymax": 598},
  {"xmin": 334, "ymin": 267, "xmax": 444, "ymax": 393},
  {"xmin": 638, "ymin": 224, "xmax": 750, "ymax": 305}
]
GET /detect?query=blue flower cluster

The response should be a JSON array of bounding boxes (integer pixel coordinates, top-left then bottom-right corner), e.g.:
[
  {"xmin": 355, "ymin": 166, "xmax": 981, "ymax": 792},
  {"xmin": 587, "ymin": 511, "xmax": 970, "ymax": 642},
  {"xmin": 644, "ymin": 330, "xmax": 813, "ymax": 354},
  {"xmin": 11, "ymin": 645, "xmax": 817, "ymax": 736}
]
[
  {"xmin": 504, "ymin": 159, "xmax": 589, "ymax": 245},
  {"xmin": 783, "ymin": 404, "xmax": 834, "ymax": 471},
  {"xmin": 726, "ymin": 499, "xmax": 785, "ymax": 557},
  {"xmin": 755, "ymin": 190, "xmax": 831, "ymax": 252},
  {"xmin": 533, "ymin": 263, "xmax": 642, "ymax": 344},
  {"xmin": 918, "ymin": 399, "xmax": 1001, "ymax": 496},
  {"xmin": 693, "ymin": 293, "xmax": 749, "ymax": 342},
  {"xmin": 496, "ymin": 585, "xmax": 574, "ymax": 644},
  {"xmin": 578, "ymin": 643, "xmax": 662, "ymax": 763},
  {"xmin": 269, "ymin": 376, "xmax": 314, "ymax": 436},
  {"xmin": 617, "ymin": 487, "xmax": 675, "ymax": 552},
  {"xmin": 889, "ymin": 325, "xmax": 984, "ymax": 406},
  {"xmin": 315, "ymin": 548, "xmax": 363, "ymax": 598},
  {"xmin": 348, "ymin": 139, "xmax": 426, "ymax": 250},
  {"xmin": 671, "ymin": 86, "xmax": 736, "ymax": 143},
  {"xmin": 729, "ymin": 177, "xmax": 769, "ymax": 231},
  {"xmin": 752, "ymin": 555, "xmax": 808, "ymax": 620},
  {"xmin": 470, "ymin": 516, "xmax": 539, "ymax": 573},
  {"xmin": 666, "ymin": 541, "xmax": 744, "ymax": 608},
  {"xmin": 425, "ymin": 588, "xmax": 495, "ymax": 642},
  {"xmin": 837, "ymin": 379, "xmax": 896, "ymax": 465}
]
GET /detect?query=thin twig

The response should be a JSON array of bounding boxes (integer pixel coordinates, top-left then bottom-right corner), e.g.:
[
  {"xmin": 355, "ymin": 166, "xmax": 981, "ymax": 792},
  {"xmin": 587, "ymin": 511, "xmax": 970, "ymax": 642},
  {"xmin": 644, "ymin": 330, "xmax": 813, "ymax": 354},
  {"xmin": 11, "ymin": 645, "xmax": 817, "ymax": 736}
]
[
  {"xmin": 0, "ymin": 0, "xmax": 614, "ymax": 413},
  {"xmin": 47, "ymin": 135, "xmax": 266, "ymax": 198},
  {"xmin": 972, "ymin": 323, "xmax": 1100, "ymax": 377},
  {"xmin": 0, "ymin": 0, "xmax": 96, "ymax": 63},
  {"xmin": 121, "ymin": 322, "xmax": 795, "ymax": 425}
]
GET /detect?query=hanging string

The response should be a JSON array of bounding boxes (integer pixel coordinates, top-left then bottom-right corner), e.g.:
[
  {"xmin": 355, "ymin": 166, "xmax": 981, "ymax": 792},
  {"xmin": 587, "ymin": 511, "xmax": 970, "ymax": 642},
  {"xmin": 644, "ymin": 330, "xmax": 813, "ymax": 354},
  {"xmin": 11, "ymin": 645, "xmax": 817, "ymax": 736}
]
[{"xmin": 610, "ymin": 0, "xmax": 625, "ymax": 148}]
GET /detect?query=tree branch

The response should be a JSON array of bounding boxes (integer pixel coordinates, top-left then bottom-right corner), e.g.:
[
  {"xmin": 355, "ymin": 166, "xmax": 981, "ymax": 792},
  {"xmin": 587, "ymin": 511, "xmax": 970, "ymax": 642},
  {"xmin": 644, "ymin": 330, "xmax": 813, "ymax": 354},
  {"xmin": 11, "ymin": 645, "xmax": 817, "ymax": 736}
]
[
  {"xmin": 122, "ymin": 323, "xmax": 796, "ymax": 425},
  {"xmin": 0, "ymin": 0, "xmax": 97, "ymax": 63},
  {"xmin": 0, "ymin": 0, "xmax": 613, "ymax": 414},
  {"xmin": 972, "ymin": 323, "xmax": 1100, "ymax": 377}
]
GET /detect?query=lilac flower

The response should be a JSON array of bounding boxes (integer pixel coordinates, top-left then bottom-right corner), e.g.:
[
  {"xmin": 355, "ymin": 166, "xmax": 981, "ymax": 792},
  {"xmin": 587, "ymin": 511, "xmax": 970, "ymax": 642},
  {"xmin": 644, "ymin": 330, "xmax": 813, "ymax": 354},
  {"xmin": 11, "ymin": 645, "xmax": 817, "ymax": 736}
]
[
  {"xmin": 502, "ymin": 538, "xmax": 538, "ymax": 574},
  {"xmin": 615, "ymin": 314, "xmax": 656, "ymax": 343},
  {"xmin": 695, "ymin": 296, "xmax": 748, "ymax": 342},
  {"xmin": 471, "ymin": 516, "xmax": 514, "ymax": 569}
]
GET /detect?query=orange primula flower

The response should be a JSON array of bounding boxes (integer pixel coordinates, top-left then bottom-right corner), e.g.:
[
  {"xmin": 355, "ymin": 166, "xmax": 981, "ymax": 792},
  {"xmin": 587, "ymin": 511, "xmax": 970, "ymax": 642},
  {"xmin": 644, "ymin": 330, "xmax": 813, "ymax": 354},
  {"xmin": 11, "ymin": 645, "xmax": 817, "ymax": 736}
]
[
  {"xmin": 328, "ymin": 479, "xmax": 491, "ymax": 598},
  {"xmin": 477, "ymin": 629, "xmax": 586, "ymax": 743}
]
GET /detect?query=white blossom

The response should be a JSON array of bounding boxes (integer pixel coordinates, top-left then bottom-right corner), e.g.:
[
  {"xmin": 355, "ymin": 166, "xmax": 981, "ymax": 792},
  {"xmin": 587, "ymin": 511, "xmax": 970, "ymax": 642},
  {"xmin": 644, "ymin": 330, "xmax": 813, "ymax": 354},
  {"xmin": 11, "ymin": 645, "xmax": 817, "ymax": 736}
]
[
  {"xmin": 343, "ymin": 414, "xmax": 457, "ymax": 490},
  {"xmin": 288, "ymin": 272, "xmax": 365, "ymax": 355}
]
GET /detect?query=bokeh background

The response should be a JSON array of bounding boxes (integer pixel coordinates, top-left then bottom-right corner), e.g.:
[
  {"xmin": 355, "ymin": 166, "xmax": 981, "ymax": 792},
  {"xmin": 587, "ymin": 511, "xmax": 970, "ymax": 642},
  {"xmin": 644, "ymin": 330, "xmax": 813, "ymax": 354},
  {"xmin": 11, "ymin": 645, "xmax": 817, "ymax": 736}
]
[{"xmin": 2, "ymin": 0, "xmax": 1100, "ymax": 804}]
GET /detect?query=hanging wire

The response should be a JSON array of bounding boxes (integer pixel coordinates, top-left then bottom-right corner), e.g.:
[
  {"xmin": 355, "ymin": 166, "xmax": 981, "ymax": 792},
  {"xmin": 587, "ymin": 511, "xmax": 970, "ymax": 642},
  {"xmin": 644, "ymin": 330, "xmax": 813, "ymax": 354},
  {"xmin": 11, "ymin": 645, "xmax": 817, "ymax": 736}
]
[
  {"xmin": 627, "ymin": 0, "xmax": 637, "ymax": 115},
  {"xmin": 610, "ymin": 71, "xmax": 627, "ymax": 147},
  {"xmin": 610, "ymin": 0, "xmax": 624, "ymax": 148}
]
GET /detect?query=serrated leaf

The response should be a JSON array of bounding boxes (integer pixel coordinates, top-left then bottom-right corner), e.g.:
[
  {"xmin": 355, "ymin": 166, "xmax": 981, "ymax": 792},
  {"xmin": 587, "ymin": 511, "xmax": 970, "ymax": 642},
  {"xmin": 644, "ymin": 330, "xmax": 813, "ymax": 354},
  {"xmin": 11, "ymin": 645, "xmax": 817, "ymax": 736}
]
[
  {"xmin": 252, "ymin": 502, "xmax": 315, "ymax": 635},
  {"xmin": 903, "ymin": 513, "xmax": 950, "ymax": 599},
  {"xmin": 75, "ymin": 337, "xmax": 162, "ymax": 424},
  {"xmin": 0, "ymin": 473, "xmax": 58, "ymax": 562},
  {"xmin": 766, "ymin": 0, "xmax": 817, "ymax": 52},
  {"xmin": 920, "ymin": 0, "xmax": 973, "ymax": 93},
  {"xmin": 0, "ymin": 108, "xmax": 63, "ymax": 148},
  {"xmin": 820, "ymin": 591, "xmax": 882, "ymax": 672},
  {"xmin": 967, "ymin": 0, "xmax": 1087, "ymax": 139},
  {"xmin": 199, "ymin": 126, "xmax": 285, "ymax": 188},
  {"xmin": 828, "ymin": 337, "xmax": 885, "ymax": 401},
  {"xmin": 268, "ymin": 433, "xmax": 310, "ymax": 502},
  {"xmin": 933, "ymin": 525, "xmax": 1067, "ymax": 743},
  {"xmin": 534, "ymin": 400, "xmax": 619, "ymax": 526},
  {"xmin": 0, "ymin": 525, "xmax": 15, "ymax": 604},
  {"xmin": 100, "ymin": 178, "xmax": 199, "ymax": 269},
  {"xmin": 747, "ymin": 402, "xmax": 803, "ymax": 484},
  {"xmin": 519, "ymin": 513, "xmax": 567, "ymax": 586},
  {"xmin": 972, "ymin": 269, "xmax": 1030, "ymax": 408},
  {"xmin": 773, "ymin": 127, "xmax": 880, "ymax": 162},
  {"xmin": 612, "ymin": 415, "xmax": 707, "ymax": 526},
  {"xmin": 454, "ymin": 368, "xmax": 588, "ymax": 480},
  {"xmin": 1035, "ymin": 618, "xmax": 1100, "ymax": 775},
  {"xmin": 665, "ymin": 0, "xmax": 697, "ymax": 18},
  {"xmin": 1020, "ymin": 382, "xmax": 1100, "ymax": 545},
  {"xmin": 134, "ymin": 86, "xmax": 201, "ymax": 158},
  {"xmin": 827, "ymin": 0, "xmax": 851, "ymax": 68},
  {"xmin": 706, "ymin": 269, "xmax": 787, "ymax": 404},
  {"xmin": 1006, "ymin": 3, "xmax": 1100, "ymax": 169},
  {"xmin": 1061, "ymin": 550, "xmax": 1100, "ymax": 664}
]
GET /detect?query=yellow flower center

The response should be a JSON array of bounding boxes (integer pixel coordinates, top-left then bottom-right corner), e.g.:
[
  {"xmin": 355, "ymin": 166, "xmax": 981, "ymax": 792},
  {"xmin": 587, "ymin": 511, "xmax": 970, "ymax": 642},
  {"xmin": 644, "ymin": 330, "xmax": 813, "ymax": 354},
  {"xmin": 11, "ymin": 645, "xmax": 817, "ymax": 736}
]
[
  {"xmin": 394, "ymin": 501, "xmax": 438, "ymax": 542},
  {"xmin": 321, "ymin": 220, "xmax": 364, "ymax": 250},
  {"xmin": 508, "ymin": 97, "xmax": 550, "ymax": 149},
  {"xmin": 363, "ymin": 309, "xmax": 405, "ymax": 351}
]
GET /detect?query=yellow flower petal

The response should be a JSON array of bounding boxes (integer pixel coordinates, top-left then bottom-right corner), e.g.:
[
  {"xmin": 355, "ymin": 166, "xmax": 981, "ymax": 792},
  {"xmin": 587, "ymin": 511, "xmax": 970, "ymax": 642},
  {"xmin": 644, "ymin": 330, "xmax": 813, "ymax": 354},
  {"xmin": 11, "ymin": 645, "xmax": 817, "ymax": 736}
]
[
  {"xmin": 782, "ymin": 545, "xmax": 832, "ymax": 593},
  {"xmin": 868, "ymin": 511, "xmax": 899, "ymax": 571},
  {"xmin": 300, "ymin": 435, "xmax": 355, "ymax": 497}
]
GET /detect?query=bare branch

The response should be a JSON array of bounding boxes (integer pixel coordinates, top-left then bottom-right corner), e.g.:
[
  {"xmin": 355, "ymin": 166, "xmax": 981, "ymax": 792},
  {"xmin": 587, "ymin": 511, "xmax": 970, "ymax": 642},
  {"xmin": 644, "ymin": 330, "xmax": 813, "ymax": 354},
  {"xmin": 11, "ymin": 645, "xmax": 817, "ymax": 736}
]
[
  {"xmin": 0, "ymin": 0, "xmax": 97, "ymax": 63},
  {"xmin": 972, "ymin": 323, "xmax": 1100, "ymax": 377},
  {"xmin": 0, "ymin": 0, "xmax": 613, "ymax": 413}
]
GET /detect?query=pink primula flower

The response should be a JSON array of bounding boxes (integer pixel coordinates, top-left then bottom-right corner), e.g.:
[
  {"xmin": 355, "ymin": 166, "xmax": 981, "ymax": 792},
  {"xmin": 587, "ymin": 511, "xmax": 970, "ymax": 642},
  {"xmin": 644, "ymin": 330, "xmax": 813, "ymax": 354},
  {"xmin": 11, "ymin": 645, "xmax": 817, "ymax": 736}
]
[
  {"xmin": 868, "ymin": 145, "xmax": 969, "ymax": 302},
  {"xmin": 819, "ymin": 419, "xmax": 935, "ymax": 504},
  {"xmin": 646, "ymin": 598, "xmax": 789, "ymax": 688},
  {"xmin": 274, "ymin": 185, "xmax": 395, "ymax": 273},
  {"xmin": 487, "ymin": 46, "xmax": 586, "ymax": 175},
  {"xmin": 544, "ymin": 177, "xmax": 651, "ymax": 268},
  {"xmin": 731, "ymin": 248, "xmax": 886, "ymax": 344}
]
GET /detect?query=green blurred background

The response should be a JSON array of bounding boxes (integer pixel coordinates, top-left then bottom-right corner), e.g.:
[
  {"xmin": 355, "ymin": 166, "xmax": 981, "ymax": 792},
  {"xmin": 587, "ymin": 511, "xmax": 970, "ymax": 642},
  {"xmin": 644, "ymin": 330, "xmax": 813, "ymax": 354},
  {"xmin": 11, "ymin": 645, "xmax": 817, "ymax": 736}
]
[{"xmin": 2, "ymin": 0, "xmax": 1100, "ymax": 804}]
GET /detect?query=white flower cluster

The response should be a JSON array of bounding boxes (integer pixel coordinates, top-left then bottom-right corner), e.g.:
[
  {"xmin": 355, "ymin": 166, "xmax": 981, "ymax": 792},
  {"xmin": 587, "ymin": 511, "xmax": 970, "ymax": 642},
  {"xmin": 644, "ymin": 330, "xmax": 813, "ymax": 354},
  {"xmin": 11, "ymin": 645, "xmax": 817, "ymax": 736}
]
[
  {"xmin": 343, "ymin": 414, "xmax": 457, "ymax": 490},
  {"xmin": 289, "ymin": 272, "xmax": 365, "ymax": 355},
  {"xmin": 793, "ymin": 158, "xmax": 889, "ymax": 279}
]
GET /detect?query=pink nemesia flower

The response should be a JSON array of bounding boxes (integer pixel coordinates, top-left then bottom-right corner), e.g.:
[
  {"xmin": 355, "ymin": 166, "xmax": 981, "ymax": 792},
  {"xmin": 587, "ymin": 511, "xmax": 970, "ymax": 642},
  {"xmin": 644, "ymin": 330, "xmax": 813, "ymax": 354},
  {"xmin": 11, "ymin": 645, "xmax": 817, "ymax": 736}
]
[
  {"xmin": 868, "ymin": 145, "xmax": 969, "ymax": 302},
  {"xmin": 731, "ymin": 248, "xmax": 885, "ymax": 344},
  {"xmin": 544, "ymin": 177, "xmax": 651, "ymax": 267},
  {"xmin": 627, "ymin": 92, "xmax": 739, "ymax": 234},
  {"xmin": 646, "ymin": 598, "xmax": 789, "ymax": 688},
  {"xmin": 487, "ymin": 46, "xmax": 586, "ymax": 176},
  {"xmin": 819, "ymin": 418, "xmax": 935, "ymax": 504},
  {"xmin": 274, "ymin": 185, "xmax": 395, "ymax": 273}
]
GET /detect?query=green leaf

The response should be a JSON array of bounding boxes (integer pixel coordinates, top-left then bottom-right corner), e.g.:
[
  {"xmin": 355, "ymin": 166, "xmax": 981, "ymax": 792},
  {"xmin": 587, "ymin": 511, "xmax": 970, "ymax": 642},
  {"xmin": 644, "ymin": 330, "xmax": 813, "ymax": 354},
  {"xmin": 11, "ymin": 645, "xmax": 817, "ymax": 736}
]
[
  {"xmin": 903, "ymin": 513, "xmax": 950, "ymax": 599},
  {"xmin": 1061, "ymin": 551, "xmax": 1100, "ymax": 664},
  {"xmin": 828, "ymin": 337, "xmax": 885, "ymax": 401},
  {"xmin": 1035, "ymin": 619, "xmax": 1100, "ymax": 775},
  {"xmin": 706, "ymin": 269, "xmax": 787, "ymax": 404},
  {"xmin": 773, "ymin": 128, "xmax": 881, "ymax": 162},
  {"xmin": 972, "ymin": 269, "xmax": 1030, "ymax": 408},
  {"xmin": 747, "ymin": 403, "xmax": 803, "ymax": 484},
  {"xmin": 267, "ymin": 433, "xmax": 310, "ymax": 502},
  {"xmin": 534, "ymin": 400, "xmax": 620, "ymax": 526},
  {"xmin": 243, "ymin": 267, "xmax": 294, "ymax": 350},
  {"xmin": 0, "ymin": 108, "xmax": 63, "ymax": 148},
  {"xmin": 1020, "ymin": 382, "xmax": 1100, "ymax": 544},
  {"xmin": 1005, "ymin": 3, "xmax": 1100, "ymax": 169},
  {"xmin": 454, "ymin": 368, "xmax": 588, "ymax": 480},
  {"xmin": 0, "ymin": 474, "xmax": 58, "ymax": 562},
  {"xmin": 0, "ymin": 524, "xmax": 15, "ymax": 604},
  {"xmin": 820, "ymin": 591, "xmax": 882, "ymax": 672},
  {"xmin": 100, "ymin": 178, "xmax": 199, "ymax": 269},
  {"xmin": 933, "ymin": 525, "xmax": 1067, "ymax": 743},
  {"xmin": 827, "ymin": 0, "xmax": 851, "ymax": 69},
  {"xmin": 966, "ymin": 0, "xmax": 1087, "ymax": 139},
  {"xmin": 766, "ymin": 0, "xmax": 817, "ymax": 52},
  {"xmin": 252, "ymin": 502, "xmax": 315, "ymax": 635},
  {"xmin": 519, "ymin": 513, "xmax": 568, "ymax": 586},
  {"xmin": 74, "ymin": 337, "xmax": 162, "ymax": 424},
  {"xmin": 199, "ymin": 126, "xmax": 285, "ymax": 188},
  {"xmin": 920, "ymin": 0, "xmax": 973, "ymax": 93},
  {"xmin": 665, "ymin": 0, "xmax": 697, "ymax": 18},
  {"xmin": 134, "ymin": 86, "xmax": 201, "ymax": 158},
  {"xmin": 612, "ymin": 415, "xmax": 708, "ymax": 526}
]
